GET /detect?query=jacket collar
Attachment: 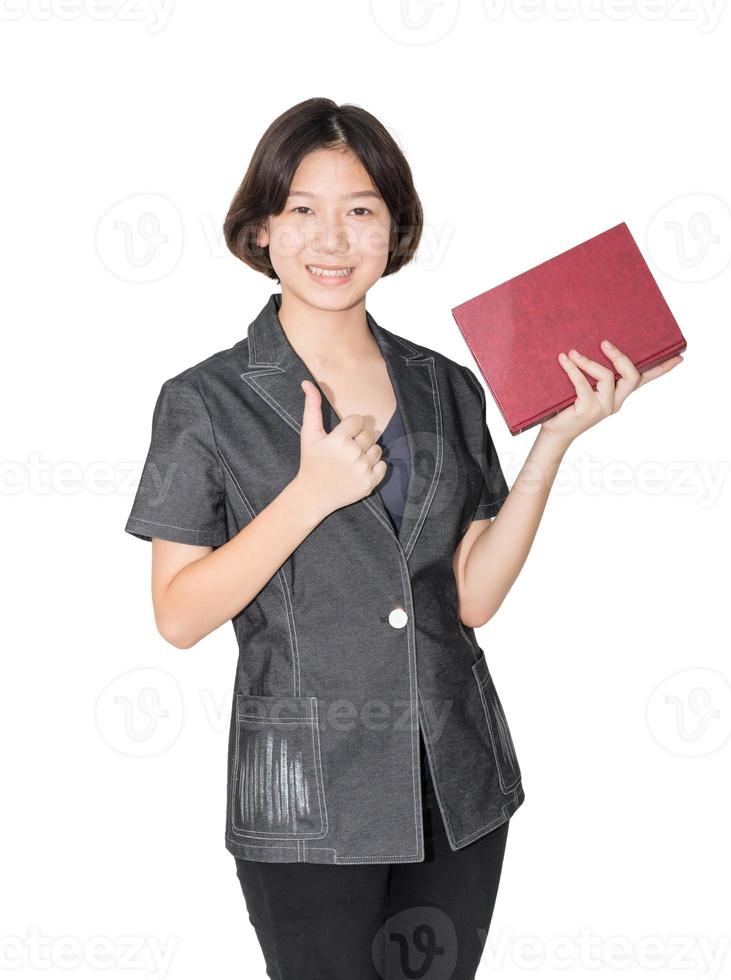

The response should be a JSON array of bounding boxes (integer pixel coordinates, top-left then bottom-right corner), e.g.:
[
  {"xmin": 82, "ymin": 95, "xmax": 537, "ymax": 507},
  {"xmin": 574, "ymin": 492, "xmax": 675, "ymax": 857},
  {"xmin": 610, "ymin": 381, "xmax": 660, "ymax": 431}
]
[{"xmin": 240, "ymin": 292, "xmax": 443, "ymax": 559}]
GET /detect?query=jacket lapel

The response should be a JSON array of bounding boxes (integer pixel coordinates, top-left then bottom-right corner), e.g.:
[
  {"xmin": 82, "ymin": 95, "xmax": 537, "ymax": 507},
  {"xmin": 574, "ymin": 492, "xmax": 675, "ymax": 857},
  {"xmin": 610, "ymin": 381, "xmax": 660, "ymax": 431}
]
[{"xmin": 239, "ymin": 293, "xmax": 442, "ymax": 559}]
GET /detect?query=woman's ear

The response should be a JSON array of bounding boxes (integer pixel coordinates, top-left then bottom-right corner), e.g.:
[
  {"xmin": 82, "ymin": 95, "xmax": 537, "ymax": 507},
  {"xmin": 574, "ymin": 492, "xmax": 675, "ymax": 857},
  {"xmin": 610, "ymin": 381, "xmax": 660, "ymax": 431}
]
[{"xmin": 256, "ymin": 219, "xmax": 269, "ymax": 249}]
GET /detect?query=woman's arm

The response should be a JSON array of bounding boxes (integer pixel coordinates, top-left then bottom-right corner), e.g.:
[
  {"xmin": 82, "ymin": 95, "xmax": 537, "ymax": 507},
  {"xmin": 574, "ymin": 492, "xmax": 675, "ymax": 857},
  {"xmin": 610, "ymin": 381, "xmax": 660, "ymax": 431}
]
[
  {"xmin": 152, "ymin": 381, "xmax": 386, "ymax": 649},
  {"xmin": 454, "ymin": 340, "xmax": 684, "ymax": 629},
  {"xmin": 152, "ymin": 478, "xmax": 328, "ymax": 649},
  {"xmin": 453, "ymin": 428, "xmax": 566, "ymax": 628}
]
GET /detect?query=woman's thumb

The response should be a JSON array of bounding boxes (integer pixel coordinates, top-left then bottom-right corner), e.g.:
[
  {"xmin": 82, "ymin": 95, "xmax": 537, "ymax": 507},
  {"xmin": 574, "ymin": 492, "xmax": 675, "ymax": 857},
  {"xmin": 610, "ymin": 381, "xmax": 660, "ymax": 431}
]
[{"xmin": 300, "ymin": 380, "xmax": 326, "ymax": 441}]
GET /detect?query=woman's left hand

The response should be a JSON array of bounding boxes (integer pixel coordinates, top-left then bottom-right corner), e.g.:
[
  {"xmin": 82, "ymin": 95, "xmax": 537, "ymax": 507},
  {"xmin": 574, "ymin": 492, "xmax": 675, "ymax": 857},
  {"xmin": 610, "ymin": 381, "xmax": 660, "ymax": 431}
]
[{"xmin": 540, "ymin": 339, "xmax": 684, "ymax": 448}]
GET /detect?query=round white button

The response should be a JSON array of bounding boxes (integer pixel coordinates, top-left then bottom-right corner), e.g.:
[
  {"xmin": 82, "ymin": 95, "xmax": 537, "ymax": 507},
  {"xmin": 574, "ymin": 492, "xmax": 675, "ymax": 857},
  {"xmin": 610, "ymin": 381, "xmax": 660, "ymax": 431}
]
[{"xmin": 388, "ymin": 607, "xmax": 408, "ymax": 629}]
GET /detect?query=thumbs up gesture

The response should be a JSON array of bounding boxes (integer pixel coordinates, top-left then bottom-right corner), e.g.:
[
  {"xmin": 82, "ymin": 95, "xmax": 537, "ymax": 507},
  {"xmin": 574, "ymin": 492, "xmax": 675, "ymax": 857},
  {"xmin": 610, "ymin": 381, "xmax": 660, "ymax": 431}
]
[{"xmin": 295, "ymin": 379, "xmax": 387, "ymax": 518}]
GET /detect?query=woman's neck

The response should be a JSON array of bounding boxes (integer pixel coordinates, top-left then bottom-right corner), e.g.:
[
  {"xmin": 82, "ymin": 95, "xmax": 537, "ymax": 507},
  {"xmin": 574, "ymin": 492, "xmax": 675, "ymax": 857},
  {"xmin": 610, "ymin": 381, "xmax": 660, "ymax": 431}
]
[{"xmin": 277, "ymin": 287, "xmax": 379, "ymax": 371}]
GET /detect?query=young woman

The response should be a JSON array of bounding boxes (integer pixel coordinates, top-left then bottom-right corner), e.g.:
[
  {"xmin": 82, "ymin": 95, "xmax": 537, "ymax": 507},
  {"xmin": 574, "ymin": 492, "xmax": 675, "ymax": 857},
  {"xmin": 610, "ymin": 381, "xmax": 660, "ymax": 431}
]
[{"xmin": 125, "ymin": 98, "xmax": 682, "ymax": 979}]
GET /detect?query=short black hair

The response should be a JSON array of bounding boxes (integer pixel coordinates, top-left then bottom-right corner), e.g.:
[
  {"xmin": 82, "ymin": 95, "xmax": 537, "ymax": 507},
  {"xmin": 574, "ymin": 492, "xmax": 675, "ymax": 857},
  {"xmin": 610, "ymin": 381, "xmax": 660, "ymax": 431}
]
[{"xmin": 223, "ymin": 97, "xmax": 423, "ymax": 280}]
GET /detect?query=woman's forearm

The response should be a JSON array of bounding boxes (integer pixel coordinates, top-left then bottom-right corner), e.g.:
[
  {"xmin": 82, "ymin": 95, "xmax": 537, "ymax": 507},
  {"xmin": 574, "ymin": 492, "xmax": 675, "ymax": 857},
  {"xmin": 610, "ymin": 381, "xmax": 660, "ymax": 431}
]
[
  {"xmin": 457, "ymin": 428, "xmax": 569, "ymax": 628},
  {"xmin": 155, "ymin": 477, "xmax": 329, "ymax": 648}
]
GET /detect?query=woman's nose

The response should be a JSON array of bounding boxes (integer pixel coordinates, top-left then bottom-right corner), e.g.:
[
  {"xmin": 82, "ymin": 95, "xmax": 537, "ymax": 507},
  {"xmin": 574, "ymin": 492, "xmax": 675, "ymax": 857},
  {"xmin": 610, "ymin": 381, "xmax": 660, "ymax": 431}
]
[{"xmin": 309, "ymin": 220, "xmax": 353, "ymax": 251}]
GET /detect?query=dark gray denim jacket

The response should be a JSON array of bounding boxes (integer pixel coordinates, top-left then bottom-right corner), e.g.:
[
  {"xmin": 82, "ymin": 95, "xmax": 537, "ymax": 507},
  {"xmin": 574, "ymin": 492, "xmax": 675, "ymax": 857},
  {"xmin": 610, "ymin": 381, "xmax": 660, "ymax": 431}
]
[{"xmin": 125, "ymin": 291, "xmax": 525, "ymax": 865}]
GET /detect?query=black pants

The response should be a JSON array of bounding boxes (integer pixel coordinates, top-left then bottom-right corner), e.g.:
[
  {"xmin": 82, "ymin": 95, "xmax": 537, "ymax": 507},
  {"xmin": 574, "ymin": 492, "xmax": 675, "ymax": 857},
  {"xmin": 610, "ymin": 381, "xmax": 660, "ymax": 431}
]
[{"xmin": 234, "ymin": 732, "xmax": 510, "ymax": 979}]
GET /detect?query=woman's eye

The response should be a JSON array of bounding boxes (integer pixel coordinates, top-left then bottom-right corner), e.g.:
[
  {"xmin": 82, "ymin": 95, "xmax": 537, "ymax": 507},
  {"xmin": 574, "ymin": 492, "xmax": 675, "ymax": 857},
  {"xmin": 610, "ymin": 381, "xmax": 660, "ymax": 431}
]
[{"xmin": 290, "ymin": 206, "xmax": 372, "ymax": 216}]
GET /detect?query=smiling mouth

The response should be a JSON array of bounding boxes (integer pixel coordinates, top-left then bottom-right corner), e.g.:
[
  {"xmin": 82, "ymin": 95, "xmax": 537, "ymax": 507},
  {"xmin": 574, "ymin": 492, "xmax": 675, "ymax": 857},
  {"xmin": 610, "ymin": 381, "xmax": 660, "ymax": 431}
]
[{"xmin": 306, "ymin": 264, "xmax": 354, "ymax": 278}]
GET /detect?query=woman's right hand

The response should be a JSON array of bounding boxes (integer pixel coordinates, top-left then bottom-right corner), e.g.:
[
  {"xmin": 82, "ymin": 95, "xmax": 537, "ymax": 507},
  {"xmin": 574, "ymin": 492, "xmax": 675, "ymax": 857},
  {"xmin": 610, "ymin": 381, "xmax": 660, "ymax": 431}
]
[{"xmin": 293, "ymin": 379, "xmax": 387, "ymax": 519}]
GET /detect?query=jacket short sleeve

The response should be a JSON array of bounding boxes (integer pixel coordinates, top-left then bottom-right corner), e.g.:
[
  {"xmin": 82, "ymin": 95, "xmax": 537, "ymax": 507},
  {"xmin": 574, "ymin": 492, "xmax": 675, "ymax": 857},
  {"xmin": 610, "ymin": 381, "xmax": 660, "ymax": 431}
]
[
  {"xmin": 124, "ymin": 377, "xmax": 228, "ymax": 547},
  {"xmin": 461, "ymin": 365, "xmax": 509, "ymax": 521}
]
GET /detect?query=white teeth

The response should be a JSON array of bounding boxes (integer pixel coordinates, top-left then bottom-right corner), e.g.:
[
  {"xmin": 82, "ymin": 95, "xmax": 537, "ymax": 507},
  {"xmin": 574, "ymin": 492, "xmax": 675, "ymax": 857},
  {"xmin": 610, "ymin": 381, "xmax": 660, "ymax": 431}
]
[{"xmin": 307, "ymin": 265, "xmax": 353, "ymax": 278}]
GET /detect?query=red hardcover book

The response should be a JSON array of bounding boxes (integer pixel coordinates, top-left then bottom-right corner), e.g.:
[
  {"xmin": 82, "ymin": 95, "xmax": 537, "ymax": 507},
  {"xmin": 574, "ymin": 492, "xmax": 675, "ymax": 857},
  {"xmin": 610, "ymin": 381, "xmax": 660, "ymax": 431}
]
[{"xmin": 451, "ymin": 222, "xmax": 687, "ymax": 435}]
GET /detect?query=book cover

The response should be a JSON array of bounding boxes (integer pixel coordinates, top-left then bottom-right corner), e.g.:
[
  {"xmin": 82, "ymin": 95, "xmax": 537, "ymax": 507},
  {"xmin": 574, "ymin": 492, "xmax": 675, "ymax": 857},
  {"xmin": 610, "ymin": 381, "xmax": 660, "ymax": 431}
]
[{"xmin": 451, "ymin": 222, "xmax": 687, "ymax": 435}]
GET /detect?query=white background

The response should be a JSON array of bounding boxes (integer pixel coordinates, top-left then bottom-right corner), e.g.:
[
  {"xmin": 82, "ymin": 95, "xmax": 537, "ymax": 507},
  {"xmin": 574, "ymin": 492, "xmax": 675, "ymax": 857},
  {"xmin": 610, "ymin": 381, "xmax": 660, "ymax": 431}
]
[{"xmin": 2, "ymin": 1, "xmax": 729, "ymax": 978}]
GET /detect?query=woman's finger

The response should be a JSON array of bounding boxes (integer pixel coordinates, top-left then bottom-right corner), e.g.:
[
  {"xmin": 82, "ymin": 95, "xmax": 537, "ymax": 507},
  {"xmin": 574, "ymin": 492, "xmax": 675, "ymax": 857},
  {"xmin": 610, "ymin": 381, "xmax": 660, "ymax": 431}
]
[
  {"xmin": 364, "ymin": 442, "xmax": 384, "ymax": 468},
  {"xmin": 566, "ymin": 348, "xmax": 615, "ymax": 413},
  {"xmin": 599, "ymin": 340, "xmax": 642, "ymax": 407},
  {"xmin": 558, "ymin": 351, "xmax": 593, "ymax": 400},
  {"xmin": 353, "ymin": 427, "xmax": 377, "ymax": 453}
]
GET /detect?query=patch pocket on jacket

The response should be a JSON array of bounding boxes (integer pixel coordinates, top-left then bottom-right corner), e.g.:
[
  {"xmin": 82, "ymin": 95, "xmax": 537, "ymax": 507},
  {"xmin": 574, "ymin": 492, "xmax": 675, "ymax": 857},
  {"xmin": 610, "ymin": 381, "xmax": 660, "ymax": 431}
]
[
  {"xmin": 472, "ymin": 652, "xmax": 522, "ymax": 793},
  {"xmin": 231, "ymin": 694, "xmax": 328, "ymax": 840}
]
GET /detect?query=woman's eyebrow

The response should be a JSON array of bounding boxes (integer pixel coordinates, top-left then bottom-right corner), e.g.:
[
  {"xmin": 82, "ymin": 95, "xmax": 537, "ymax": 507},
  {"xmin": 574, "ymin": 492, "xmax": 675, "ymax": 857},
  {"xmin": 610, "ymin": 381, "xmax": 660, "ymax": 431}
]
[{"xmin": 287, "ymin": 190, "xmax": 382, "ymax": 200}]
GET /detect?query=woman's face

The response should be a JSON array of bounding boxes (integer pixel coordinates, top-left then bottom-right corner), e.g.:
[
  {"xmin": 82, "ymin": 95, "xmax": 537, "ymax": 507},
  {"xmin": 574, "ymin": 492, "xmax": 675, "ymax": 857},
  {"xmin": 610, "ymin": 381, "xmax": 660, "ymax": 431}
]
[{"xmin": 257, "ymin": 147, "xmax": 393, "ymax": 310}]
